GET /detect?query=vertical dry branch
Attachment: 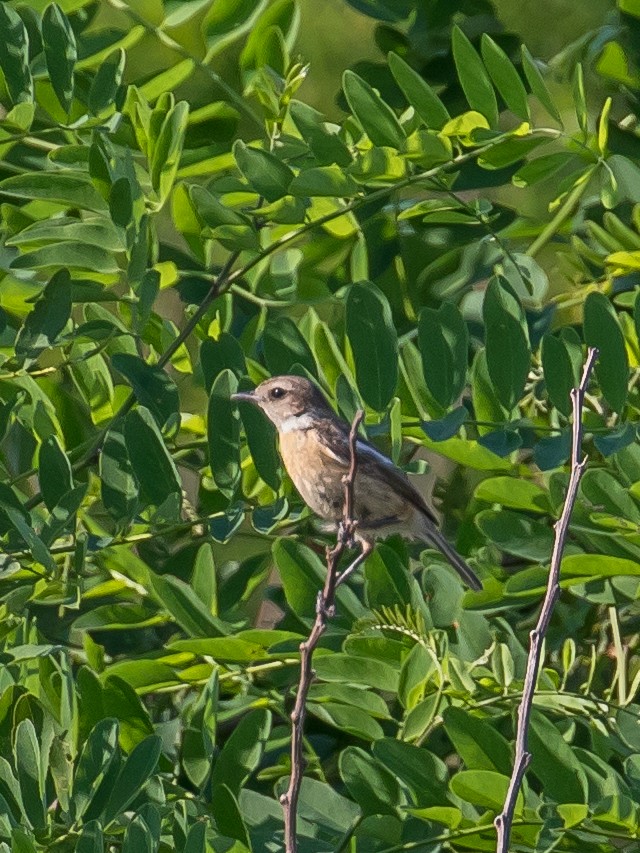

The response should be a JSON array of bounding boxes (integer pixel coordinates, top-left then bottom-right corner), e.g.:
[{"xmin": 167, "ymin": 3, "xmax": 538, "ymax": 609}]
[
  {"xmin": 280, "ymin": 410, "xmax": 365, "ymax": 853},
  {"xmin": 494, "ymin": 347, "xmax": 598, "ymax": 853}
]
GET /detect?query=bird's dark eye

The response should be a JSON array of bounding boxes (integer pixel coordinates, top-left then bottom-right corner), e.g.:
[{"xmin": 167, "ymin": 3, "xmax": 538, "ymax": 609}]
[{"xmin": 270, "ymin": 387, "xmax": 287, "ymax": 400}]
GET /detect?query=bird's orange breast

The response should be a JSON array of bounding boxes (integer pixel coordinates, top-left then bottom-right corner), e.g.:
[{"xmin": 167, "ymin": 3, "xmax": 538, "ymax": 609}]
[{"xmin": 279, "ymin": 428, "xmax": 346, "ymax": 520}]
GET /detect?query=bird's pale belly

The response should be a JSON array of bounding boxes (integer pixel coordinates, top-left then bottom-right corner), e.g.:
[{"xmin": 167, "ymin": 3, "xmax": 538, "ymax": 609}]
[{"xmin": 278, "ymin": 428, "xmax": 408, "ymax": 528}]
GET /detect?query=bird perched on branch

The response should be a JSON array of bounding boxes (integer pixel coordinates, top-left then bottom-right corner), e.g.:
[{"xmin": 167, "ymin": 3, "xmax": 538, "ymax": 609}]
[{"xmin": 232, "ymin": 375, "xmax": 482, "ymax": 591}]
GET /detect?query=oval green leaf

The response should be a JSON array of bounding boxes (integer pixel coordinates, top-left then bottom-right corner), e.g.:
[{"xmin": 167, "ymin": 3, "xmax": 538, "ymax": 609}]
[
  {"xmin": 452, "ymin": 26, "xmax": 498, "ymax": 127},
  {"xmin": 388, "ymin": 52, "xmax": 449, "ymax": 129},
  {"xmin": 346, "ymin": 281, "xmax": 398, "ymax": 411},
  {"xmin": 208, "ymin": 368, "xmax": 241, "ymax": 495},
  {"xmin": 343, "ymin": 69, "xmax": 406, "ymax": 149},
  {"xmin": 584, "ymin": 291, "xmax": 628, "ymax": 413},
  {"xmin": 483, "ymin": 276, "xmax": 530, "ymax": 410},
  {"xmin": 418, "ymin": 302, "xmax": 468, "ymax": 409},
  {"xmin": 42, "ymin": 3, "xmax": 77, "ymax": 113},
  {"xmin": 233, "ymin": 140, "xmax": 293, "ymax": 202}
]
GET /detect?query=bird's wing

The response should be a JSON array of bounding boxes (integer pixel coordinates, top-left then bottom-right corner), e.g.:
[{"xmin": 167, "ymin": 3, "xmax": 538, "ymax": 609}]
[{"xmin": 316, "ymin": 417, "xmax": 439, "ymax": 526}]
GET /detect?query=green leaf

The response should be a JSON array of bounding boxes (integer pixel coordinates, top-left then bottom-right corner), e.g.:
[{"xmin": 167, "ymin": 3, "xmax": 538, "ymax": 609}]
[
  {"xmin": 581, "ymin": 469, "xmax": 640, "ymax": 522},
  {"xmin": 42, "ymin": 4, "xmax": 77, "ymax": 114},
  {"xmin": 183, "ymin": 822, "xmax": 206, "ymax": 853},
  {"xmin": 289, "ymin": 100, "xmax": 352, "ymax": 166},
  {"xmin": 294, "ymin": 777, "xmax": 362, "ymax": 837},
  {"xmin": 74, "ymin": 821, "xmax": 104, "ymax": 853},
  {"xmin": 364, "ymin": 545, "xmax": 413, "ymax": 609},
  {"xmin": 211, "ymin": 783, "xmax": 251, "ymax": 850},
  {"xmin": 7, "ymin": 217, "xmax": 125, "ymax": 252},
  {"xmin": 398, "ymin": 643, "xmax": 437, "ymax": 710},
  {"xmin": 14, "ymin": 720, "xmax": 45, "ymax": 830},
  {"xmin": 148, "ymin": 573, "xmax": 228, "ymax": 638},
  {"xmin": 339, "ymin": 746, "xmax": 402, "ymax": 816},
  {"xmin": 38, "ymin": 435, "xmax": 73, "ymax": 512},
  {"xmin": 451, "ymin": 26, "xmax": 498, "ymax": 127},
  {"xmin": 15, "ymin": 269, "xmax": 71, "ymax": 360},
  {"xmin": 372, "ymin": 739, "xmax": 449, "ymax": 807},
  {"xmin": 1, "ymin": 503, "xmax": 56, "ymax": 572},
  {"xmin": 541, "ymin": 333, "xmax": 577, "ymax": 416},
  {"xmin": 450, "ymin": 770, "xmax": 522, "ymax": 813},
  {"xmin": 71, "ymin": 719, "xmax": 119, "ymax": 822},
  {"xmin": 124, "ymin": 407, "xmax": 181, "ymax": 510},
  {"xmin": 233, "ymin": 141, "xmax": 293, "ymax": 202},
  {"xmin": 529, "ymin": 711, "xmax": 588, "ymax": 803},
  {"xmin": 109, "ymin": 177, "xmax": 133, "ymax": 227},
  {"xmin": 346, "ymin": 281, "xmax": 398, "ymax": 410},
  {"xmin": 204, "ymin": 0, "xmax": 270, "ymax": 46},
  {"xmin": 521, "ymin": 46, "xmax": 561, "ymax": 123},
  {"xmin": 102, "ymin": 735, "xmax": 162, "ymax": 824},
  {"xmin": 190, "ymin": 185, "xmax": 248, "ymax": 229},
  {"xmin": 483, "ymin": 276, "xmax": 530, "ymax": 410},
  {"xmin": 170, "ymin": 635, "xmax": 285, "ymax": 661},
  {"xmin": 476, "ymin": 509, "xmax": 555, "ymax": 561},
  {"xmin": 11, "ymin": 828, "xmax": 37, "ymax": 853},
  {"xmin": 443, "ymin": 708, "xmax": 513, "ymax": 774},
  {"xmin": 192, "ymin": 542, "xmax": 218, "ymax": 617},
  {"xmin": 210, "ymin": 708, "xmax": 271, "ymax": 796},
  {"xmin": 263, "ymin": 316, "xmax": 317, "ymax": 376},
  {"xmin": 0, "ymin": 4, "xmax": 33, "ymax": 104},
  {"xmin": 584, "ymin": 292, "xmax": 628, "ymax": 412},
  {"xmin": 388, "ymin": 52, "xmax": 449, "ymax": 129},
  {"xmin": 342, "ymin": 69, "xmax": 406, "ymax": 149},
  {"xmin": 309, "ymin": 701, "xmax": 384, "ymax": 741},
  {"xmin": 208, "ymin": 369, "xmax": 241, "ymax": 495},
  {"xmin": 151, "ymin": 101, "xmax": 189, "ymax": 203},
  {"xmin": 480, "ymin": 35, "xmax": 529, "ymax": 121},
  {"xmin": 418, "ymin": 303, "xmax": 468, "ymax": 409},
  {"xmin": 289, "ymin": 165, "xmax": 359, "ymax": 198},
  {"xmin": 474, "ymin": 476, "xmax": 551, "ymax": 513},
  {"xmin": 11, "ymin": 241, "xmax": 119, "ymax": 274},
  {"xmin": 0, "ymin": 173, "xmax": 108, "ymax": 212},
  {"xmin": 573, "ymin": 63, "xmax": 588, "ymax": 135},
  {"xmin": 122, "ymin": 815, "xmax": 153, "ymax": 853},
  {"xmin": 111, "ymin": 354, "xmax": 179, "ymax": 431},
  {"xmin": 100, "ymin": 428, "xmax": 138, "ymax": 524},
  {"xmin": 513, "ymin": 152, "xmax": 576, "ymax": 188},
  {"xmin": 88, "ymin": 49, "xmax": 125, "ymax": 114},
  {"xmin": 200, "ymin": 333, "xmax": 246, "ymax": 392},
  {"xmin": 314, "ymin": 653, "xmax": 399, "ymax": 692}
]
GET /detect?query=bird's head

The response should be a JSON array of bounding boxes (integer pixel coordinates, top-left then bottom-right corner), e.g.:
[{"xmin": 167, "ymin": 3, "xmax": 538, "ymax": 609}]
[{"xmin": 231, "ymin": 375, "xmax": 331, "ymax": 431}]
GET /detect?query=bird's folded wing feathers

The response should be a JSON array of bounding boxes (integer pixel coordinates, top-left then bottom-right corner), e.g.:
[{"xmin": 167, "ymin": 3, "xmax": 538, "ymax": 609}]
[{"xmin": 315, "ymin": 418, "xmax": 439, "ymax": 526}]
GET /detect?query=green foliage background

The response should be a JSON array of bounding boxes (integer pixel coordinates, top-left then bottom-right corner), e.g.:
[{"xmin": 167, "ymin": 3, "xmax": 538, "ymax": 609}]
[{"xmin": 1, "ymin": 0, "xmax": 640, "ymax": 850}]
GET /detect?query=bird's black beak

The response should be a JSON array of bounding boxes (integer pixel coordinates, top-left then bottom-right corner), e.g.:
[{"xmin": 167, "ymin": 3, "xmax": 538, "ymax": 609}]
[{"xmin": 231, "ymin": 391, "xmax": 257, "ymax": 404}]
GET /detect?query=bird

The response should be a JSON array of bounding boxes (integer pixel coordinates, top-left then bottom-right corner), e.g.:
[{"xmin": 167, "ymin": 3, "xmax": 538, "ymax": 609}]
[{"xmin": 231, "ymin": 375, "xmax": 482, "ymax": 591}]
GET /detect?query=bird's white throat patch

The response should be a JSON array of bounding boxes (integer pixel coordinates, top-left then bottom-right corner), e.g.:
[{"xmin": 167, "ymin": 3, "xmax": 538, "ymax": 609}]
[{"xmin": 279, "ymin": 413, "xmax": 315, "ymax": 433}]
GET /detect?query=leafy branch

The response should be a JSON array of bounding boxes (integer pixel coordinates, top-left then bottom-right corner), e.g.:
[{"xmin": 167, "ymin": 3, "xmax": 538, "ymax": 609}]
[{"xmin": 494, "ymin": 346, "xmax": 599, "ymax": 853}]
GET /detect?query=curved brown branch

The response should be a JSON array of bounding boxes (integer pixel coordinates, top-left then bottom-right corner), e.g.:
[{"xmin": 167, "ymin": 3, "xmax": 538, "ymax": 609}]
[
  {"xmin": 280, "ymin": 409, "xmax": 365, "ymax": 853},
  {"xmin": 494, "ymin": 346, "xmax": 599, "ymax": 853}
]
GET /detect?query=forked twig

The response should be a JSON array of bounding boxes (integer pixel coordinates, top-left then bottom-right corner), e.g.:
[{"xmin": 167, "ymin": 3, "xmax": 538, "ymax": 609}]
[
  {"xmin": 494, "ymin": 347, "xmax": 598, "ymax": 853},
  {"xmin": 280, "ymin": 410, "xmax": 365, "ymax": 853}
]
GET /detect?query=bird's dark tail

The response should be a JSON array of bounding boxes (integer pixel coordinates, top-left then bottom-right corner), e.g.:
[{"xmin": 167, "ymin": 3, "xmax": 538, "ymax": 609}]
[{"xmin": 421, "ymin": 525, "xmax": 482, "ymax": 591}]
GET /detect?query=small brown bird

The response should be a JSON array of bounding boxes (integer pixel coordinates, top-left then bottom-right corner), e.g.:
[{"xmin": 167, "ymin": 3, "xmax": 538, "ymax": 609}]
[{"xmin": 232, "ymin": 375, "xmax": 482, "ymax": 590}]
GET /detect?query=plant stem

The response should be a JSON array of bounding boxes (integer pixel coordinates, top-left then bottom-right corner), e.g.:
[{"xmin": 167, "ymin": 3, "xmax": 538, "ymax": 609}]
[
  {"xmin": 494, "ymin": 346, "xmax": 598, "ymax": 853},
  {"xmin": 279, "ymin": 410, "xmax": 365, "ymax": 853},
  {"xmin": 609, "ymin": 604, "xmax": 627, "ymax": 706},
  {"xmin": 527, "ymin": 167, "xmax": 595, "ymax": 258}
]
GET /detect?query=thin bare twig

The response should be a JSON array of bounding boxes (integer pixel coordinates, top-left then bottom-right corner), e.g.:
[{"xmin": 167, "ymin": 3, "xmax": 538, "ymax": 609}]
[
  {"xmin": 280, "ymin": 410, "xmax": 365, "ymax": 853},
  {"xmin": 494, "ymin": 346, "xmax": 598, "ymax": 853}
]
